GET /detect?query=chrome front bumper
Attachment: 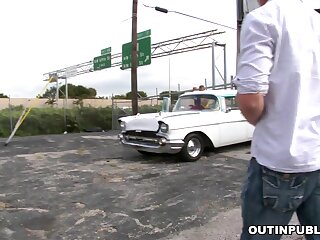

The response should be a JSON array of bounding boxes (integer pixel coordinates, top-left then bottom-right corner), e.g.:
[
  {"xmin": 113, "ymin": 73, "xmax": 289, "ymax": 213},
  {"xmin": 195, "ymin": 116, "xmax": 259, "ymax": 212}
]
[{"xmin": 118, "ymin": 133, "xmax": 184, "ymax": 154}]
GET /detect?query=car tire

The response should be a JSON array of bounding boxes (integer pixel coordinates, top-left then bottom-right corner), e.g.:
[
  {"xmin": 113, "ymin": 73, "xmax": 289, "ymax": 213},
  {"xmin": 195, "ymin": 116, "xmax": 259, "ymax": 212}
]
[{"xmin": 180, "ymin": 133, "xmax": 204, "ymax": 161}]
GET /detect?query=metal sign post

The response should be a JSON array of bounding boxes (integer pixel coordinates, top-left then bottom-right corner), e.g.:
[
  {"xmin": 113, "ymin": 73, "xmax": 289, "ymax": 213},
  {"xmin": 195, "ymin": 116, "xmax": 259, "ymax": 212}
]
[{"xmin": 4, "ymin": 77, "xmax": 56, "ymax": 146}]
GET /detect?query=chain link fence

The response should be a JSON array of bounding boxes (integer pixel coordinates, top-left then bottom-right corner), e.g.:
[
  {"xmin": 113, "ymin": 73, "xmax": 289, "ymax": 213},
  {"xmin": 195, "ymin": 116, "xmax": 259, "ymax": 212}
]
[{"xmin": 111, "ymin": 96, "xmax": 162, "ymax": 130}]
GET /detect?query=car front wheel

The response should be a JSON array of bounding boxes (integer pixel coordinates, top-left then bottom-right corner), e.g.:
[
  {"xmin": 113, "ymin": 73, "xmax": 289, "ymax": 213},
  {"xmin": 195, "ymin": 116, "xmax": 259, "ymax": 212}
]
[{"xmin": 180, "ymin": 133, "xmax": 204, "ymax": 161}]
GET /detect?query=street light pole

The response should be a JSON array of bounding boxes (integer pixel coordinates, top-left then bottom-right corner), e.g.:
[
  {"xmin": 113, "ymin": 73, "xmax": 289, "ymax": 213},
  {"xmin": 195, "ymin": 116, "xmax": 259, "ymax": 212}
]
[
  {"xmin": 131, "ymin": 0, "xmax": 138, "ymax": 115},
  {"xmin": 152, "ymin": 5, "xmax": 235, "ymax": 90}
]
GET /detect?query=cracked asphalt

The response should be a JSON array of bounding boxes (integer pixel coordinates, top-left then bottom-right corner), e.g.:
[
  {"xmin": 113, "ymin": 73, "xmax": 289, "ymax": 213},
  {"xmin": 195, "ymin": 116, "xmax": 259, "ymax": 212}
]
[{"xmin": 0, "ymin": 132, "xmax": 303, "ymax": 240}]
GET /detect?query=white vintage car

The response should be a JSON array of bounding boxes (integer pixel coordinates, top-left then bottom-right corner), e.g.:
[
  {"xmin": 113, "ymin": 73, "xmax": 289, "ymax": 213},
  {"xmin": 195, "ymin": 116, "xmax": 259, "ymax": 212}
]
[{"xmin": 118, "ymin": 89, "xmax": 254, "ymax": 161}]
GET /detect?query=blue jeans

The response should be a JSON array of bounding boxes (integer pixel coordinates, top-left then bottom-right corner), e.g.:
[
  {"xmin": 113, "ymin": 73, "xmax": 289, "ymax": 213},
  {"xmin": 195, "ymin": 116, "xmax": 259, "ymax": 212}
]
[{"xmin": 241, "ymin": 158, "xmax": 320, "ymax": 240}]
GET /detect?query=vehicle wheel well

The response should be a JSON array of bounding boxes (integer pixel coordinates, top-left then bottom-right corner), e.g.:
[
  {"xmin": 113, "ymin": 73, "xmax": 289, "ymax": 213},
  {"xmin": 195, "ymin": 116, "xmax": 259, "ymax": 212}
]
[{"xmin": 186, "ymin": 131, "xmax": 214, "ymax": 150}]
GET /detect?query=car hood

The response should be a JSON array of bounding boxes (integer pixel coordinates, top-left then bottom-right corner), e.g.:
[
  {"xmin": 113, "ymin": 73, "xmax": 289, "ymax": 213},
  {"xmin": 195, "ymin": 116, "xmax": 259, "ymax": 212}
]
[{"xmin": 119, "ymin": 111, "xmax": 217, "ymax": 132}]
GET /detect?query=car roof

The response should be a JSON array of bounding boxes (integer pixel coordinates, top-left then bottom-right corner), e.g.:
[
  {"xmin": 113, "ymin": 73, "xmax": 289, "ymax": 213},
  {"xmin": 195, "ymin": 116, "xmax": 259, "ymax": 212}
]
[{"xmin": 180, "ymin": 89, "xmax": 237, "ymax": 97}]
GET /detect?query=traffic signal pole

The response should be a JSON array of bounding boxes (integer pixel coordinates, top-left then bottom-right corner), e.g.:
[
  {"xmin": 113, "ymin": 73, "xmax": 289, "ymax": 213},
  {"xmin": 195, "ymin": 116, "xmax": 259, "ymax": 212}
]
[{"xmin": 131, "ymin": 0, "xmax": 138, "ymax": 115}]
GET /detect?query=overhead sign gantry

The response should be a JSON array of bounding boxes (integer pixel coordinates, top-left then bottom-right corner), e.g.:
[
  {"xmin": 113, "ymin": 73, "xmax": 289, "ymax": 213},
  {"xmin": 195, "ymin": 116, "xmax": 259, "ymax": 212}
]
[{"xmin": 43, "ymin": 29, "xmax": 225, "ymax": 81}]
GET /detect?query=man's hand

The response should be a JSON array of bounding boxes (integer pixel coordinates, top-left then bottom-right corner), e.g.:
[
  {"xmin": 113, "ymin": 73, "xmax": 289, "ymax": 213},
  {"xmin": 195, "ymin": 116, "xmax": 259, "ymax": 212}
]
[{"xmin": 236, "ymin": 93, "xmax": 265, "ymax": 126}]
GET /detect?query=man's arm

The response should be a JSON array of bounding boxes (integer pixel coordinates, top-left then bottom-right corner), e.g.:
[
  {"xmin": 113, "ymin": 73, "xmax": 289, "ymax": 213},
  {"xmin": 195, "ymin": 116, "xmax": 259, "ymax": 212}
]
[
  {"xmin": 233, "ymin": 12, "xmax": 275, "ymax": 125},
  {"xmin": 236, "ymin": 93, "xmax": 264, "ymax": 126}
]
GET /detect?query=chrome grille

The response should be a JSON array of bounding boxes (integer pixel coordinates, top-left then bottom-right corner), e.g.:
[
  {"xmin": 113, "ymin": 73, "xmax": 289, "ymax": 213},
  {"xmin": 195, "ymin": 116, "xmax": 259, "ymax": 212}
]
[
  {"xmin": 123, "ymin": 131, "xmax": 161, "ymax": 146},
  {"xmin": 125, "ymin": 131, "xmax": 158, "ymax": 138}
]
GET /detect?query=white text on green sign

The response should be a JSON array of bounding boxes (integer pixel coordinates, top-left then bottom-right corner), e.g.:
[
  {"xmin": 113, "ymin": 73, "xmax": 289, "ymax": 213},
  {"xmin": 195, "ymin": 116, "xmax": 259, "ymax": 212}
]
[
  {"xmin": 101, "ymin": 47, "xmax": 111, "ymax": 55},
  {"xmin": 121, "ymin": 37, "xmax": 151, "ymax": 70},
  {"xmin": 137, "ymin": 29, "xmax": 151, "ymax": 39},
  {"xmin": 93, "ymin": 54, "xmax": 111, "ymax": 71}
]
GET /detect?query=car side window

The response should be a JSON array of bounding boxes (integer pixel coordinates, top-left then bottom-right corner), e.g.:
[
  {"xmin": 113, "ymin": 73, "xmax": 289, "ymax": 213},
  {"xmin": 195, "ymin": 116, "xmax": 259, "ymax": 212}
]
[{"xmin": 225, "ymin": 96, "xmax": 238, "ymax": 110}]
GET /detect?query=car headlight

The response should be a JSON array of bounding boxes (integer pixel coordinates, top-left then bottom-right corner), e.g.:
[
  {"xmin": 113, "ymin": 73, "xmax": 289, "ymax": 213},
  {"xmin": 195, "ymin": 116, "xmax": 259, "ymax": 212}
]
[
  {"xmin": 119, "ymin": 121, "xmax": 126, "ymax": 130},
  {"xmin": 159, "ymin": 122, "xmax": 169, "ymax": 133}
]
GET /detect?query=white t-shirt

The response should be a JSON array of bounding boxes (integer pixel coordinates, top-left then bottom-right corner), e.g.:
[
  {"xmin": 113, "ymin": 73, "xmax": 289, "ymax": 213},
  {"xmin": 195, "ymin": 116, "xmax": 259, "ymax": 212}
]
[{"xmin": 234, "ymin": 0, "xmax": 320, "ymax": 173}]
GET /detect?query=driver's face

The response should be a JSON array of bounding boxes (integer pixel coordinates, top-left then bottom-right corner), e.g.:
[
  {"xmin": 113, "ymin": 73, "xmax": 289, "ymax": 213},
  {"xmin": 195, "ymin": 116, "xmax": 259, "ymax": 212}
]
[{"xmin": 201, "ymin": 98, "xmax": 209, "ymax": 105}]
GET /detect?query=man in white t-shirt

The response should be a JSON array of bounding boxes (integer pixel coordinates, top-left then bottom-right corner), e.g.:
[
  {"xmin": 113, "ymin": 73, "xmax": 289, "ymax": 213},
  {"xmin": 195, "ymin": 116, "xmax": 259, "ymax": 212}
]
[{"xmin": 233, "ymin": 0, "xmax": 320, "ymax": 239}]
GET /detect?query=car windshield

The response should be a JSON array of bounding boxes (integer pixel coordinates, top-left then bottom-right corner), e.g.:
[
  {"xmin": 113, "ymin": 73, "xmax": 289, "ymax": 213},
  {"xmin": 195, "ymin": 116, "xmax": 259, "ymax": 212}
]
[{"xmin": 173, "ymin": 94, "xmax": 219, "ymax": 112}]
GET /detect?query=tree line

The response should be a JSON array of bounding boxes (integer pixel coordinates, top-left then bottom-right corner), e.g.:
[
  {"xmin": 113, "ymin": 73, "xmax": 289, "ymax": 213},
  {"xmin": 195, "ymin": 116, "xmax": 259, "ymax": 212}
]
[{"xmin": 1, "ymin": 85, "xmax": 180, "ymax": 100}]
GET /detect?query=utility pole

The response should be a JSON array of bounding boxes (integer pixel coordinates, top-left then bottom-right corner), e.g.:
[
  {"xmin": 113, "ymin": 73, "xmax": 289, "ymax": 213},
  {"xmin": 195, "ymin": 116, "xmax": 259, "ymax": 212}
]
[
  {"xmin": 237, "ymin": 0, "xmax": 244, "ymax": 56},
  {"xmin": 237, "ymin": 0, "xmax": 260, "ymax": 54},
  {"xmin": 131, "ymin": 0, "xmax": 138, "ymax": 115}
]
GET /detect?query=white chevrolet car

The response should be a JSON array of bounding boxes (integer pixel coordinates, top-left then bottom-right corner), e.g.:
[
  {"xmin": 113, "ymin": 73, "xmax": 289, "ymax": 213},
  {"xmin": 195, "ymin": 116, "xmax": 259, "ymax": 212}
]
[{"xmin": 118, "ymin": 89, "xmax": 254, "ymax": 161}]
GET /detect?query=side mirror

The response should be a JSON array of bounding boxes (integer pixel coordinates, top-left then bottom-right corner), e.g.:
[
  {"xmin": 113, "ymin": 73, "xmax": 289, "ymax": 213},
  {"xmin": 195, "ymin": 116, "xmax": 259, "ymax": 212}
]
[{"xmin": 225, "ymin": 107, "xmax": 232, "ymax": 113}]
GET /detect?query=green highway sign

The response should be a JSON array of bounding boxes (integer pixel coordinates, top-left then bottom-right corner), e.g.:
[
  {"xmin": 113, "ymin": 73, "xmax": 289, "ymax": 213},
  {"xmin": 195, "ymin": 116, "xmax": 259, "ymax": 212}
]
[
  {"xmin": 93, "ymin": 54, "xmax": 111, "ymax": 71},
  {"xmin": 137, "ymin": 29, "xmax": 151, "ymax": 39},
  {"xmin": 122, "ymin": 36, "xmax": 151, "ymax": 70},
  {"xmin": 101, "ymin": 47, "xmax": 111, "ymax": 55}
]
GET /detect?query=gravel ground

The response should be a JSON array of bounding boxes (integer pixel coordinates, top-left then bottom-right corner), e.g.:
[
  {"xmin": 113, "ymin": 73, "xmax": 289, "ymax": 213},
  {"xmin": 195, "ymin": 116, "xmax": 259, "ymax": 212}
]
[{"xmin": 164, "ymin": 208, "xmax": 305, "ymax": 240}]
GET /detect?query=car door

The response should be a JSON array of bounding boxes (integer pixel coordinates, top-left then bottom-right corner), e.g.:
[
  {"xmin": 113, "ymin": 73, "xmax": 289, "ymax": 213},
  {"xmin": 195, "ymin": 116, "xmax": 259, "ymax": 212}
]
[{"xmin": 219, "ymin": 96, "xmax": 248, "ymax": 145}]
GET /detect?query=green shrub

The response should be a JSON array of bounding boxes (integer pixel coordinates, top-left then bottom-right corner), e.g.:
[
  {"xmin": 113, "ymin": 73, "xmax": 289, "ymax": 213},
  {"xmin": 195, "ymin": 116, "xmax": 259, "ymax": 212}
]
[
  {"xmin": 0, "ymin": 104, "xmax": 162, "ymax": 137},
  {"xmin": 139, "ymin": 105, "xmax": 162, "ymax": 114},
  {"xmin": 76, "ymin": 107, "xmax": 113, "ymax": 131}
]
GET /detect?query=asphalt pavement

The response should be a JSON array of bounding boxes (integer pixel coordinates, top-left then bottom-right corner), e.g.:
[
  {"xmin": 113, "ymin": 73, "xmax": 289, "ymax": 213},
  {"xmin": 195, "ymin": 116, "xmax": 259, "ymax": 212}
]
[{"xmin": 0, "ymin": 132, "xmax": 303, "ymax": 240}]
